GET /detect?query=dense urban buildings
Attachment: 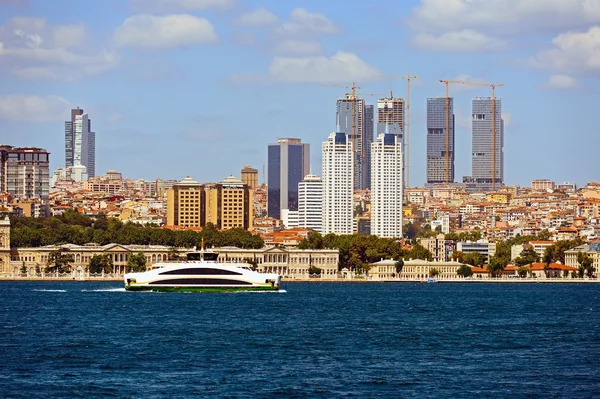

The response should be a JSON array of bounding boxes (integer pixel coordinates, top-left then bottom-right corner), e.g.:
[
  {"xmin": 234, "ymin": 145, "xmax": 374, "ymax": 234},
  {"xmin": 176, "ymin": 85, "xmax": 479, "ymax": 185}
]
[
  {"xmin": 336, "ymin": 96, "xmax": 373, "ymax": 190},
  {"xmin": 241, "ymin": 165, "xmax": 259, "ymax": 190},
  {"xmin": 267, "ymin": 138, "xmax": 310, "ymax": 220},
  {"xmin": 0, "ymin": 145, "xmax": 50, "ymax": 200},
  {"xmin": 64, "ymin": 107, "xmax": 95, "ymax": 178},
  {"xmin": 370, "ymin": 133, "xmax": 403, "ymax": 238},
  {"xmin": 297, "ymin": 174, "xmax": 323, "ymax": 233},
  {"xmin": 426, "ymin": 97, "xmax": 455, "ymax": 186},
  {"xmin": 531, "ymin": 179, "xmax": 555, "ymax": 191},
  {"xmin": 322, "ymin": 132, "xmax": 354, "ymax": 234},
  {"xmin": 469, "ymin": 97, "xmax": 504, "ymax": 190}
]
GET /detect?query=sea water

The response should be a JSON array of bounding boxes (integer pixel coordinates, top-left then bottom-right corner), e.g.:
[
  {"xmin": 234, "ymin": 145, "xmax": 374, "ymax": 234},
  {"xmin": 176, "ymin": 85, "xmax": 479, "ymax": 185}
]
[{"xmin": 1, "ymin": 281, "xmax": 599, "ymax": 398}]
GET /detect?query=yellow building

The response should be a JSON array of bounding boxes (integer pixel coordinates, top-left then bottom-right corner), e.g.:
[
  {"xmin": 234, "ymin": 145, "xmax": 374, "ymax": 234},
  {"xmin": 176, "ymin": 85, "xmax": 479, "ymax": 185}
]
[
  {"xmin": 166, "ymin": 176, "xmax": 204, "ymax": 228},
  {"xmin": 241, "ymin": 165, "xmax": 259, "ymax": 190},
  {"xmin": 0, "ymin": 218, "xmax": 10, "ymax": 274},
  {"xmin": 486, "ymin": 191, "xmax": 512, "ymax": 204}
]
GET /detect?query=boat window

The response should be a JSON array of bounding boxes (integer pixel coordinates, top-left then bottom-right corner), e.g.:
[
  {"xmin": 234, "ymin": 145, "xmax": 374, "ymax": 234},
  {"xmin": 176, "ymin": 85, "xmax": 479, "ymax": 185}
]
[
  {"xmin": 160, "ymin": 268, "xmax": 242, "ymax": 276},
  {"xmin": 149, "ymin": 278, "xmax": 252, "ymax": 286},
  {"xmin": 203, "ymin": 253, "xmax": 219, "ymax": 262}
]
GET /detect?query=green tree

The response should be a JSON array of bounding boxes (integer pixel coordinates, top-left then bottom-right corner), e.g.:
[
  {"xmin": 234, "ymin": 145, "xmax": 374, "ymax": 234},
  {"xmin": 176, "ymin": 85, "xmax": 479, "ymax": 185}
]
[
  {"xmin": 354, "ymin": 204, "xmax": 364, "ymax": 217},
  {"xmin": 89, "ymin": 254, "xmax": 114, "ymax": 274},
  {"xmin": 20, "ymin": 261, "xmax": 27, "ymax": 276},
  {"xmin": 451, "ymin": 250, "xmax": 464, "ymax": 263},
  {"xmin": 127, "ymin": 251, "xmax": 147, "ymax": 272},
  {"xmin": 408, "ymin": 243, "xmax": 433, "ymax": 261},
  {"xmin": 487, "ymin": 256, "xmax": 506, "ymax": 278},
  {"xmin": 536, "ymin": 229, "xmax": 552, "ymax": 241},
  {"xmin": 514, "ymin": 247, "xmax": 539, "ymax": 266},
  {"xmin": 576, "ymin": 251, "xmax": 594, "ymax": 278},
  {"xmin": 517, "ymin": 266, "xmax": 528, "ymax": 278},
  {"xmin": 457, "ymin": 264, "xmax": 473, "ymax": 278},
  {"xmin": 94, "ymin": 213, "xmax": 109, "ymax": 230},
  {"xmin": 299, "ymin": 232, "xmax": 324, "ymax": 249},
  {"xmin": 463, "ymin": 252, "xmax": 485, "ymax": 266},
  {"xmin": 308, "ymin": 265, "xmax": 322, "ymax": 275},
  {"xmin": 430, "ymin": 268, "xmax": 440, "ymax": 277},
  {"xmin": 395, "ymin": 259, "xmax": 404, "ymax": 274},
  {"xmin": 46, "ymin": 248, "xmax": 74, "ymax": 273}
]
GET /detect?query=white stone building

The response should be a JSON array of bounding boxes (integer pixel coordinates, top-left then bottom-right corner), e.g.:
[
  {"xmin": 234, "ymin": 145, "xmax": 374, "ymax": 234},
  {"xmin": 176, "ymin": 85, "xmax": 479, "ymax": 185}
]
[
  {"xmin": 322, "ymin": 132, "xmax": 354, "ymax": 234},
  {"xmin": 298, "ymin": 174, "xmax": 323, "ymax": 233}
]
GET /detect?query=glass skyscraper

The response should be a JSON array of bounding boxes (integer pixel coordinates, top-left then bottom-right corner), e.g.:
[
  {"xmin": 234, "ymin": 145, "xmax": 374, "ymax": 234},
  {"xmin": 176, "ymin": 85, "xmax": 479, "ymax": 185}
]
[
  {"xmin": 472, "ymin": 97, "xmax": 504, "ymax": 188},
  {"xmin": 65, "ymin": 107, "xmax": 95, "ymax": 178},
  {"xmin": 426, "ymin": 97, "xmax": 455, "ymax": 185},
  {"xmin": 267, "ymin": 138, "xmax": 310, "ymax": 219}
]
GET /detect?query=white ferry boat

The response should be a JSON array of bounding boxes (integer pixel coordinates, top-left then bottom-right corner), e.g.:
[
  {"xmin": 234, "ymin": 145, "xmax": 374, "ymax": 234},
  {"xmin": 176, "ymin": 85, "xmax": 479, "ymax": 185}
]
[{"xmin": 124, "ymin": 249, "xmax": 281, "ymax": 293}]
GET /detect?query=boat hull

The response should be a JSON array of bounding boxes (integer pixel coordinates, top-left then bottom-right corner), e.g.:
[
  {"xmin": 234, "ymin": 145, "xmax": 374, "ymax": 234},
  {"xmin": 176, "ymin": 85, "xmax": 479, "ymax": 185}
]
[{"xmin": 125, "ymin": 284, "xmax": 279, "ymax": 293}]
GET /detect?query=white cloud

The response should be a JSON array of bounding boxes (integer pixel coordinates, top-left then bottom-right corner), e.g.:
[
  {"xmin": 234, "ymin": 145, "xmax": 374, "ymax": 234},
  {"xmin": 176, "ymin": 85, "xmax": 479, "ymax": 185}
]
[
  {"xmin": 530, "ymin": 26, "xmax": 600, "ymax": 76},
  {"xmin": 409, "ymin": 0, "xmax": 600, "ymax": 36},
  {"xmin": 542, "ymin": 74, "xmax": 579, "ymax": 90},
  {"xmin": 114, "ymin": 14, "xmax": 217, "ymax": 49},
  {"xmin": 276, "ymin": 8, "xmax": 339, "ymax": 37},
  {"xmin": 274, "ymin": 40, "xmax": 322, "ymax": 55},
  {"xmin": 130, "ymin": 0, "xmax": 233, "ymax": 12},
  {"xmin": 268, "ymin": 51, "xmax": 378, "ymax": 83},
  {"xmin": 0, "ymin": 17, "xmax": 117, "ymax": 80},
  {"xmin": 0, "ymin": 94, "xmax": 71, "ymax": 122},
  {"xmin": 412, "ymin": 30, "xmax": 506, "ymax": 53},
  {"xmin": 236, "ymin": 8, "xmax": 278, "ymax": 27}
]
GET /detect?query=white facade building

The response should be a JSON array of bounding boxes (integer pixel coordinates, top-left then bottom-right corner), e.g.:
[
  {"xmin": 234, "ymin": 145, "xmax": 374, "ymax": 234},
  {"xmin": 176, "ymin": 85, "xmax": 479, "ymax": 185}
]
[
  {"xmin": 298, "ymin": 174, "xmax": 323, "ymax": 233},
  {"xmin": 322, "ymin": 132, "xmax": 354, "ymax": 234},
  {"xmin": 281, "ymin": 209, "xmax": 299, "ymax": 229},
  {"xmin": 370, "ymin": 133, "xmax": 403, "ymax": 238}
]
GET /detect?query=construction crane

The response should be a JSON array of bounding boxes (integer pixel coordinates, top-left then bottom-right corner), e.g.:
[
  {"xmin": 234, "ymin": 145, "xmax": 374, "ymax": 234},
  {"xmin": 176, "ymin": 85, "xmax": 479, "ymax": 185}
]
[
  {"xmin": 374, "ymin": 74, "xmax": 419, "ymax": 188},
  {"xmin": 439, "ymin": 80, "xmax": 504, "ymax": 190},
  {"xmin": 321, "ymin": 82, "xmax": 360, "ymax": 155}
]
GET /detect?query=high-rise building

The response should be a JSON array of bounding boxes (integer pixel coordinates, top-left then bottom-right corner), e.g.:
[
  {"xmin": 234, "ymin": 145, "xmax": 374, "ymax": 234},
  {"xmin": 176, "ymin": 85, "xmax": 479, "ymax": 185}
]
[
  {"xmin": 65, "ymin": 107, "xmax": 95, "ymax": 178},
  {"xmin": 377, "ymin": 95, "xmax": 405, "ymax": 185},
  {"xmin": 472, "ymin": 97, "xmax": 504, "ymax": 189},
  {"xmin": 241, "ymin": 165, "xmax": 259, "ymax": 190},
  {"xmin": 298, "ymin": 174, "xmax": 323, "ymax": 233},
  {"xmin": 0, "ymin": 145, "xmax": 50, "ymax": 200},
  {"xmin": 167, "ymin": 175, "xmax": 253, "ymax": 230},
  {"xmin": 426, "ymin": 97, "xmax": 455, "ymax": 185},
  {"xmin": 267, "ymin": 138, "xmax": 310, "ymax": 220},
  {"xmin": 337, "ymin": 96, "xmax": 373, "ymax": 189},
  {"xmin": 370, "ymin": 133, "xmax": 403, "ymax": 238},
  {"xmin": 322, "ymin": 132, "xmax": 354, "ymax": 235}
]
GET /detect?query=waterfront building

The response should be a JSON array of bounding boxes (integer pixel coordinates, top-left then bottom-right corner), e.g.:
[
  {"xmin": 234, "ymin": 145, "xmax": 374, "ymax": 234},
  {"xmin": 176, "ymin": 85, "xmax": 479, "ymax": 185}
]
[
  {"xmin": 0, "ymin": 145, "xmax": 50, "ymax": 200},
  {"xmin": 322, "ymin": 132, "xmax": 354, "ymax": 235},
  {"xmin": 426, "ymin": 97, "xmax": 455, "ymax": 186},
  {"xmin": 471, "ymin": 97, "xmax": 504, "ymax": 190},
  {"xmin": 370, "ymin": 132, "xmax": 403, "ymax": 238},
  {"xmin": 241, "ymin": 165, "xmax": 259, "ymax": 190},
  {"xmin": 267, "ymin": 138, "xmax": 310, "ymax": 220},
  {"xmin": 65, "ymin": 107, "xmax": 95, "ymax": 178},
  {"xmin": 399, "ymin": 259, "xmax": 465, "ymax": 280},
  {"xmin": 297, "ymin": 174, "xmax": 323, "ymax": 233},
  {"xmin": 337, "ymin": 96, "xmax": 373, "ymax": 189}
]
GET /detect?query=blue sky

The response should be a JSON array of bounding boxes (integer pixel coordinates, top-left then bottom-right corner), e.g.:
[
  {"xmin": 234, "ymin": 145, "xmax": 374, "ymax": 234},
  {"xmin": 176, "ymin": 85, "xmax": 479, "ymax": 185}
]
[{"xmin": 1, "ymin": 0, "xmax": 599, "ymax": 187}]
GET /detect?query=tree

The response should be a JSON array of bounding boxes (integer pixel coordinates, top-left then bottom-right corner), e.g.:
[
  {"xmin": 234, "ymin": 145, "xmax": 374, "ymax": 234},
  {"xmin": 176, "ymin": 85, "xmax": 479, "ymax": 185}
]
[
  {"xmin": 46, "ymin": 248, "xmax": 74, "ymax": 273},
  {"xmin": 298, "ymin": 232, "xmax": 324, "ymax": 249},
  {"xmin": 487, "ymin": 256, "xmax": 506, "ymax": 278},
  {"xmin": 354, "ymin": 204, "xmax": 364, "ymax": 217},
  {"xmin": 463, "ymin": 252, "xmax": 484, "ymax": 266},
  {"xmin": 408, "ymin": 243, "xmax": 433, "ymax": 261},
  {"xmin": 514, "ymin": 248, "xmax": 539, "ymax": 266},
  {"xmin": 457, "ymin": 264, "xmax": 473, "ymax": 278},
  {"xmin": 576, "ymin": 251, "xmax": 594, "ymax": 278},
  {"xmin": 20, "ymin": 261, "xmax": 27, "ymax": 276},
  {"xmin": 451, "ymin": 250, "xmax": 464, "ymax": 263},
  {"xmin": 430, "ymin": 268, "xmax": 440, "ymax": 277},
  {"xmin": 536, "ymin": 229, "xmax": 552, "ymax": 241},
  {"xmin": 517, "ymin": 266, "xmax": 528, "ymax": 278},
  {"xmin": 127, "ymin": 251, "xmax": 147, "ymax": 272},
  {"xmin": 308, "ymin": 265, "xmax": 322, "ymax": 276},
  {"xmin": 94, "ymin": 213, "xmax": 109, "ymax": 230},
  {"xmin": 89, "ymin": 254, "xmax": 114, "ymax": 274},
  {"xmin": 395, "ymin": 259, "xmax": 404, "ymax": 274}
]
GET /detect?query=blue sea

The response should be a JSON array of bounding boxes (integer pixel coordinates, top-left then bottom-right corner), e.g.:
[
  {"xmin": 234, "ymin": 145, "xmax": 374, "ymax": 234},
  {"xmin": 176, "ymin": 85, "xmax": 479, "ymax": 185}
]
[{"xmin": 1, "ymin": 282, "xmax": 599, "ymax": 398}]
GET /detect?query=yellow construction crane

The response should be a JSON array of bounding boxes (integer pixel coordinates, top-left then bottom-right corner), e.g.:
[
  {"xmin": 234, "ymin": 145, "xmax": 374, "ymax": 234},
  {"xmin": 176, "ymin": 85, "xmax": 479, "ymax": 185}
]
[
  {"xmin": 439, "ymin": 80, "xmax": 504, "ymax": 190},
  {"xmin": 374, "ymin": 74, "xmax": 418, "ymax": 188}
]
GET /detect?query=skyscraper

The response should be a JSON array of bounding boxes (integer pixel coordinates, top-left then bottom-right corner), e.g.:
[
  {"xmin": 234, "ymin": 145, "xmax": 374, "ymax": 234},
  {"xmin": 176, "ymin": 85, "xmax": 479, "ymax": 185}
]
[
  {"xmin": 377, "ymin": 95, "xmax": 405, "ymax": 185},
  {"xmin": 65, "ymin": 107, "xmax": 95, "ymax": 178},
  {"xmin": 267, "ymin": 138, "xmax": 310, "ymax": 219},
  {"xmin": 322, "ymin": 132, "xmax": 354, "ymax": 235},
  {"xmin": 336, "ymin": 96, "xmax": 373, "ymax": 189},
  {"xmin": 426, "ymin": 97, "xmax": 455, "ymax": 185},
  {"xmin": 370, "ymin": 133, "xmax": 403, "ymax": 238},
  {"xmin": 298, "ymin": 174, "xmax": 323, "ymax": 233},
  {"xmin": 472, "ymin": 97, "xmax": 504, "ymax": 189},
  {"xmin": 0, "ymin": 145, "xmax": 50, "ymax": 200}
]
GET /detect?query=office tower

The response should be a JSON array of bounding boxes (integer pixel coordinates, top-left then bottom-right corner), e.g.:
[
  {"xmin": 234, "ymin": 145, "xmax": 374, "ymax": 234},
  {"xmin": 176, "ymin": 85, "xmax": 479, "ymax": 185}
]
[
  {"xmin": 377, "ymin": 95, "xmax": 405, "ymax": 185},
  {"xmin": 241, "ymin": 165, "xmax": 259, "ymax": 190},
  {"xmin": 298, "ymin": 174, "xmax": 323, "ymax": 233},
  {"xmin": 167, "ymin": 176, "xmax": 253, "ymax": 230},
  {"xmin": 0, "ymin": 145, "xmax": 50, "ymax": 200},
  {"xmin": 267, "ymin": 138, "xmax": 310, "ymax": 220},
  {"xmin": 322, "ymin": 132, "xmax": 354, "ymax": 234},
  {"xmin": 65, "ymin": 107, "xmax": 95, "ymax": 178},
  {"xmin": 426, "ymin": 97, "xmax": 455, "ymax": 185},
  {"xmin": 472, "ymin": 97, "xmax": 504, "ymax": 189},
  {"xmin": 370, "ymin": 133, "xmax": 403, "ymax": 238},
  {"xmin": 336, "ymin": 96, "xmax": 373, "ymax": 190}
]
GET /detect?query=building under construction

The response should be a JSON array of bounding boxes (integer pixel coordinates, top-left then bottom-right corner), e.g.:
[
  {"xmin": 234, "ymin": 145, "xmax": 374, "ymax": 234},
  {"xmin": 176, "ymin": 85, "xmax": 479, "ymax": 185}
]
[
  {"xmin": 426, "ymin": 97, "xmax": 455, "ymax": 186},
  {"xmin": 377, "ymin": 95, "xmax": 405, "ymax": 186}
]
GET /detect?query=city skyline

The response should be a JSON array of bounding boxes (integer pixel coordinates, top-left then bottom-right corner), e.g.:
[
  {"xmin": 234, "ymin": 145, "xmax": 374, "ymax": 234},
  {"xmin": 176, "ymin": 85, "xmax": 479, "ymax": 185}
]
[{"xmin": 1, "ymin": 1, "xmax": 599, "ymax": 187}]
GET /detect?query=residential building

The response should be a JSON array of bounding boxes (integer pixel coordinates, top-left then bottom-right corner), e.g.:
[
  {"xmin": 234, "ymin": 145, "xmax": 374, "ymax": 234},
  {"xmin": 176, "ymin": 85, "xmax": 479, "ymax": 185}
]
[
  {"xmin": 267, "ymin": 138, "xmax": 310, "ymax": 220},
  {"xmin": 281, "ymin": 209, "xmax": 299, "ymax": 229},
  {"xmin": 205, "ymin": 175, "xmax": 254, "ymax": 230},
  {"xmin": 337, "ymin": 96, "xmax": 373, "ymax": 189},
  {"xmin": 531, "ymin": 179, "xmax": 555, "ymax": 191},
  {"xmin": 471, "ymin": 97, "xmax": 504, "ymax": 190},
  {"xmin": 426, "ymin": 97, "xmax": 455, "ymax": 185},
  {"xmin": 297, "ymin": 174, "xmax": 323, "ymax": 233},
  {"xmin": 241, "ymin": 165, "xmax": 259, "ymax": 190},
  {"xmin": 419, "ymin": 234, "xmax": 450, "ymax": 262},
  {"xmin": 370, "ymin": 133, "xmax": 403, "ymax": 238},
  {"xmin": 65, "ymin": 107, "xmax": 95, "ymax": 178},
  {"xmin": 0, "ymin": 145, "xmax": 50, "ymax": 200},
  {"xmin": 83, "ymin": 169, "xmax": 128, "ymax": 194},
  {"xmin": 166, "ymin": 176, "xmax": 204, "ymax": 228},
  {"xmin": 322, "ymin": 132, "xmax": 354, "ymax": 234}
]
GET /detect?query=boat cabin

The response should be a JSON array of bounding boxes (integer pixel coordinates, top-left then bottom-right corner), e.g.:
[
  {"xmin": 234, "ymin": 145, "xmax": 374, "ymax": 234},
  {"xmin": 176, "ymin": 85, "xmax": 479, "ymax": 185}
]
[{"xmin": 186, "ymin": 251, "xmax": 219, "ymax": 262}]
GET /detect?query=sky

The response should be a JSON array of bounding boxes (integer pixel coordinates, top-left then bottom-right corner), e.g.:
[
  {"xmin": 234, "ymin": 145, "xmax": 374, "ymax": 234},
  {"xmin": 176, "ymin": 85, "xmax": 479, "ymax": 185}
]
[{"xmin": 0, "ymin": 0, "xmax": 599, "ymax": 188}]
